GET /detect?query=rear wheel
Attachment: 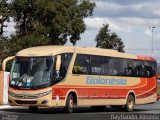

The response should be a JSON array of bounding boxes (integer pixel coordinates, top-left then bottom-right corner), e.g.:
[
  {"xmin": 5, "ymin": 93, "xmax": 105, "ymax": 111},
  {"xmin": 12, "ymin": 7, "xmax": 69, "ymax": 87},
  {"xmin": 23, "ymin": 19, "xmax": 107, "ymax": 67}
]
[
  {"xmin": 64, "ymin": 94, "xmax": 74, "ymax": 114},
  {"xmin": 124, "ymin": 94, "xmax": 135, "ymax": 112},
  {"xmin": 91, "ymin": 106, "xmax": 106, "ymax": 112},
  {"xmin": 29, "ymin": 106, "xmax": 38, "ymax": 113}
]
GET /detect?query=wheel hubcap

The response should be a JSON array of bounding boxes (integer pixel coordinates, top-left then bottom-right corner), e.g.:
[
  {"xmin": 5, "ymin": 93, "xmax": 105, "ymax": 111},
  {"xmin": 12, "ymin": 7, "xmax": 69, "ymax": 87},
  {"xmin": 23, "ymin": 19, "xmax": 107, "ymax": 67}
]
[
  {"xmin": 128, "ymin": 100, "xmax": 133, "ymax": 109},
  {"xmin": 69, "ymin": 99, "xmax": 73, "ymax": 110}
]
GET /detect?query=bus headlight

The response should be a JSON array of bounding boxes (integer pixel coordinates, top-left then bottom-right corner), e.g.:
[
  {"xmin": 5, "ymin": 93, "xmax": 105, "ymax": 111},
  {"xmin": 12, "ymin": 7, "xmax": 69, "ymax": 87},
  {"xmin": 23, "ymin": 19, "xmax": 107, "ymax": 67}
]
[
  {"xmin": 9, "ymin": 91, "xmax": 16, "ymax": 97},
  {"xmin": 37, "ymin": 90, "xmax": 52, "ymax": 98}
]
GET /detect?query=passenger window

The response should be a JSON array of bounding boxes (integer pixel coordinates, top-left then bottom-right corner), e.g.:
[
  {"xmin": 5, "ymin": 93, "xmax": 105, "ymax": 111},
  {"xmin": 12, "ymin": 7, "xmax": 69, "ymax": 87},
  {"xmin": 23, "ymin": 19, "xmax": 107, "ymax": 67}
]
[
  {"xmin": 144, "ymin": 61, "xmax": 156, "ymax": 77},
  {"xmin": 73, "ymin": 54, "xmax": 90, "ymax": 74},
  {"xmin": 133, "ymin": 60, "xmax": 146, "ymax": 77},
  {"xmin": 90, "ymin": 55, "xmax": 105, "ymax": 75},
  {"xmin": 103, "ymin": 57, "xmax": 110, "ymax": 75},
  {"xmin": 120, "ymin": 59, "xmax": 128, "ymax": 76},
  {"xmin": 60, "ymin": 53, "xmax": 73, "ymax": 79},
  {"xmin": 107, "ymin": 58, "xmax": 114, "ymax": 75},
  {"xmin": 150, "ymin": 62, "xmax": 156, "ymax": 77},
  {"xmin": 113, "ymin": 58, "xmax": 121, "ymax": 75},
  {"xmin": 126, "ymin": 60, "xmax": 135, "ymax": 77},
  {"xmin": 73, "ymin": 54, "xmax": 157, "ymax": 78},
  {"xmin": 133, "ymin": 60, "xmax": 156, "ymax": 78}
]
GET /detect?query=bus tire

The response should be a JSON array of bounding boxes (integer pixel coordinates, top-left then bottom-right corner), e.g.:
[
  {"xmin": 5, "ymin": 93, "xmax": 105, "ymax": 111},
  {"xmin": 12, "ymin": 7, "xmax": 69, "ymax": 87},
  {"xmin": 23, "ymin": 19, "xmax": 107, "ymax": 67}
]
[
  {"xmin": 91, "ymin": 106, "xmax": 106, "ymax": 112},
  {"xmin": 29, "ymin": 106, "xmax": 38, "ymax": 113},
  {"xmin": 124, "ymin": 94, "xmax": 135, "ymax": 112},
  {"xmin": 64, "ymin": 94, "xmax": 74, "ymax": 114}
]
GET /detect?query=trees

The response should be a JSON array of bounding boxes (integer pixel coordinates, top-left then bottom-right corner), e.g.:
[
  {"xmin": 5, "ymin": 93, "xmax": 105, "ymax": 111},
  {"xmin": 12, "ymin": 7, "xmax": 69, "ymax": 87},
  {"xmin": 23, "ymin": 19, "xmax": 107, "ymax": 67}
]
[
  {"xmin": 0, "ymin": 0, "xmax": 11, "ymax": 68},
  {"xmin": 95, "ymin": 24, "xmax": 125, "ymax": 53},
  {"xmin": 0, "ymin": 37, "xmax": 10, "ymax": 69},
  {"xmin": 11, "ymin": 0, "xmax": 95, "ymax": 46},
  {"xmin": 0, "ymin": 0, "xmax": 10, "ymax": 36},
  {"xmin": 0, "ymin": 0, "xmax": 95, "ymax": 70}
]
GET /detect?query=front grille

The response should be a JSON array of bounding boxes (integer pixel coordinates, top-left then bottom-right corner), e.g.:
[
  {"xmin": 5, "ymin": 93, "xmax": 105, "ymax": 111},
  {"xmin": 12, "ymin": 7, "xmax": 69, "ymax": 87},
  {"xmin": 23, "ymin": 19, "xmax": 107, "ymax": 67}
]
[
  {"xmin": 15, "ymin": 100, "xmax": 37, "ymax": 104},
  {"xmin": 14, "ymin": 94, "xmax": 39, "ymax": 99}
]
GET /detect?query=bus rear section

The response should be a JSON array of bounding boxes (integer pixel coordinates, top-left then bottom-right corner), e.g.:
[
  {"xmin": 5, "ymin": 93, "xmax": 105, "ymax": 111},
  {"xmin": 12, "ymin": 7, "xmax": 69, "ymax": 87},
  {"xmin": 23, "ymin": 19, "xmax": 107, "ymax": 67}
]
[{"xmin": 51, "ymin": 53, "xmax": 157, "ymax": 113}]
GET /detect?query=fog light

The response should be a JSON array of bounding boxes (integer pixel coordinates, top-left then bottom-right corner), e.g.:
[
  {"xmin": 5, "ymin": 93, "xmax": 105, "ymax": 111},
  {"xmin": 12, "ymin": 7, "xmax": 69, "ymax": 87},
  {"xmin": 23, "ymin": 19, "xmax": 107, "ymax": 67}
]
[{"xmin": 41, "ymin": 100, "xmax": 48, "ymax": 104}]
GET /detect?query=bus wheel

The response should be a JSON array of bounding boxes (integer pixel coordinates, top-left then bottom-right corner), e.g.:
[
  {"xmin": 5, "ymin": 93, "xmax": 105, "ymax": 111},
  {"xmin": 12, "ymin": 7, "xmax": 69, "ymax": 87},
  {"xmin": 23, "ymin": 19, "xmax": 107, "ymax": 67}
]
[
  {"xmin": 91, "ymin": 106, "xmax": 106, "ymax": 112},
  {"xmin": 125, "ymin": 94, "xmax": 135, "ymax": 112},
  {"xmin": 64, "ymin": 94, "xmax": 74, "ymax": 114},
  {"xmin": 29, "ymin": 106, "xmax": 38, "ymax": 113}
]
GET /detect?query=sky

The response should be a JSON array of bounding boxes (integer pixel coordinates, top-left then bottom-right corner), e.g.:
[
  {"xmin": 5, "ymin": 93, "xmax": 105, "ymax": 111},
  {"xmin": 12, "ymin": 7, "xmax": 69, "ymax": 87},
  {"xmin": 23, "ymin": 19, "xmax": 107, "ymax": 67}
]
[
  {"xmin": 4, "ymin": 0, "xmax": 160, "ymax": 62},
  {"xmin": 73, "ymin": 0, "xmax": 160, "ymax": 62}
]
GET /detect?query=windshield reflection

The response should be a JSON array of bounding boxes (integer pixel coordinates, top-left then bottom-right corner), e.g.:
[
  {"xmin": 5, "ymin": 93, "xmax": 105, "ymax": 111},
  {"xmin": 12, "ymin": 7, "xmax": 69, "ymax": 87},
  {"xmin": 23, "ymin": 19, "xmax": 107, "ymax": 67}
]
[{"xmin": 10, "ymin": 57, "xmax": 55, "ymax": 89}]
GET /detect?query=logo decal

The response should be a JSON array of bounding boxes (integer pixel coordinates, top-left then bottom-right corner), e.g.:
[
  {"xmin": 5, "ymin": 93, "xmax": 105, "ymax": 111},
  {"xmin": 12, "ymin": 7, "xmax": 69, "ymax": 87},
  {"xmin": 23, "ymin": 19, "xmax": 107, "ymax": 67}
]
[{"xmin": 86, "ymin": 76, "xmax": 127, "ymax": 85}]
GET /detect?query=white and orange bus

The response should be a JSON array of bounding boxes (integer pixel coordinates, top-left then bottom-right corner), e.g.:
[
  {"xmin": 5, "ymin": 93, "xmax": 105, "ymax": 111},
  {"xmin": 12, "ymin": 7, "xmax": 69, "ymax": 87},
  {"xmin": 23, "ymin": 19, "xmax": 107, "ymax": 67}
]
[{"xmin": 8, "ymin": 46, "xmax": 157, "ymax": 113}]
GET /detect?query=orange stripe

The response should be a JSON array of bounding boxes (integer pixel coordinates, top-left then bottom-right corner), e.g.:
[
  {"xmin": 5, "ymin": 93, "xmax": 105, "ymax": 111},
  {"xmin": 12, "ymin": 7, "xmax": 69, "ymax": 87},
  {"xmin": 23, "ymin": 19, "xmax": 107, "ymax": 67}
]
[
  {"xmin": 52, "ymin": 77, "xmax": 156, "ymax": 100},
  {"xmin": 52, "ymin": 96, "xmax": 126, "ymax": 100},
  {"xmin": 137, "ymin": 55, "xmax": 156, "ymax": 61},
  {"xmin": 136, "ymin": 87, "xmax": 157, "ymax": 99}
]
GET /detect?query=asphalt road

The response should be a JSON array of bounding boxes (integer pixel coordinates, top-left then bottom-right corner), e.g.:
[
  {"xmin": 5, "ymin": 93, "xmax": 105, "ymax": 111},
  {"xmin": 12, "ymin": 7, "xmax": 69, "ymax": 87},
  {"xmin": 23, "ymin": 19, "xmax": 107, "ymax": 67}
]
[{"xmin": 0, "ymin": 102, "xmax": 160, "ymax": 120}]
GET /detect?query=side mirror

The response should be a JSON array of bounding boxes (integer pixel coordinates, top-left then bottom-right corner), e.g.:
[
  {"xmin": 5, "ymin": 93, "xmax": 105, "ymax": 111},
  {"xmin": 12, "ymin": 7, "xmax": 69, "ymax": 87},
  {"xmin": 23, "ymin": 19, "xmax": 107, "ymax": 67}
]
[{"xmin": 56, "ymin": 55, "xmax": 61, "ymax": 71}]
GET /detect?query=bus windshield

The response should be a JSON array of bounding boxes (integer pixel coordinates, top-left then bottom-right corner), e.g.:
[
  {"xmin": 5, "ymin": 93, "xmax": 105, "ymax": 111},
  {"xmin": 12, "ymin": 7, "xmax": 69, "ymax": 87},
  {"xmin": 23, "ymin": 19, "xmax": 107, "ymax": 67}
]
[{"xmin": 10, "ymin": 57, "xmax": 55, "ymax": 89}]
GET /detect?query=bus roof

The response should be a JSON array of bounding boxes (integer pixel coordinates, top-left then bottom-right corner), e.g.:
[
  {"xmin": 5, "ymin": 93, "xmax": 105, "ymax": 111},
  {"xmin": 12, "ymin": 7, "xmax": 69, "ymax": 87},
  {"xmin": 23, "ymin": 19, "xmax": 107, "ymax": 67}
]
[{"xmin": 16, "ymin": 45, "xmax": 156, "ymax": 61}]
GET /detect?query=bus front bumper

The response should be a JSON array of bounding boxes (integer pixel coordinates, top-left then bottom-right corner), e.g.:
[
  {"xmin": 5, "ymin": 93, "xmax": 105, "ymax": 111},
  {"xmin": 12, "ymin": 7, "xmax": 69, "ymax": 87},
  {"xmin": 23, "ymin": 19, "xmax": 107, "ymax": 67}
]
[{"xmin": 8, "ymin": 90, "xmax": 53, "ymax": 107}]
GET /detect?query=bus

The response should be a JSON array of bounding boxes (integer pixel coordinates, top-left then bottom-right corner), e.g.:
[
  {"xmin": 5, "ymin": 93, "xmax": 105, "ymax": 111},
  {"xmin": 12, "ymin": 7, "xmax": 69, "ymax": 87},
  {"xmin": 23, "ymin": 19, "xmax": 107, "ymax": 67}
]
[{"xmin": 8, "ymin": 46, "xmax": 157, "ymax": 113}]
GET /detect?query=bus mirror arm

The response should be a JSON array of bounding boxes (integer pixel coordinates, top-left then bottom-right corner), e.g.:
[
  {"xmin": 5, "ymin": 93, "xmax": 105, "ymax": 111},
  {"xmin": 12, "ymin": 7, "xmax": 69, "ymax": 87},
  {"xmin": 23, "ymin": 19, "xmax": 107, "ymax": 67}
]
[{"xmin": 2, "ymin": 56, "xmax": 15, "ymax": 71}]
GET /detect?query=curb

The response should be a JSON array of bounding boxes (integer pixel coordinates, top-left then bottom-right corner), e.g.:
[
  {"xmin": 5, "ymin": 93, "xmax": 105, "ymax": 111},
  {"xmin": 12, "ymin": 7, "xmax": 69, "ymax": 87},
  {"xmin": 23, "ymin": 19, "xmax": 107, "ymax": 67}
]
[{"xmin": 0, "ymin": 105, "xmax": 11, "ymax": 109}]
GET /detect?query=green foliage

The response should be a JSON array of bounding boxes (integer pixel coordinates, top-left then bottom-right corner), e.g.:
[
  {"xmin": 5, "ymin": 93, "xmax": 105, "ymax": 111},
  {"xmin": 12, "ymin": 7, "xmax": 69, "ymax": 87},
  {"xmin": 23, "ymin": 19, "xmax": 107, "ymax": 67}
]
[
  {"xmin": 0, "ymin": 37, "xmax": 13, "ymax": 71},
  {"xmin": 0, "ymin": 0, "xmax": 8, "ymax": 16},
  {"xmin": 95, "ymin": 24, "xmax": 125, "ymax": 53},
  {"xmin": 0, "ymin": 37, "xmax": 10, "ymax": 70},
  {"xmin": 0, "ymin": 1, "xmax": 9, "ymax": 67},
  {"xmin": 0, "ymin": 0, "xmax": 10, "ymax": 36},
  {"xmin": 9, "ymin": 34, "xmax": 50, "ymax": 55},
  {"xmin": 0, "ymin": 0, "xmax": 95, "ymax": 70},
  {"xmin": 11, "ymin": 0, "xmax": 96, "ymax": 45},
  {"xmin": 0, "ymin": 34, "xmax": 50, "ymax": 70}
]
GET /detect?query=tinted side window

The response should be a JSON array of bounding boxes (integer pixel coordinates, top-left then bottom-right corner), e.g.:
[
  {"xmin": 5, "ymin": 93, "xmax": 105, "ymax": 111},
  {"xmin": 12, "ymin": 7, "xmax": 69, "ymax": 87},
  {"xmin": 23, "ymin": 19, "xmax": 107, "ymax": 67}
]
[
  {"xmin": 103, "ymin": 57, "xmax": 110, "ymax": 75},
  {"xmin": 72, "ymin": 54, "xmax": 157, "ymax": 78},
  {"xmin": 131, "ymin": 60, "xmax": 156, "ymax": 78},
  {"xmin": 106, "ymin": 58, "xmax": 114, "ymax": 75},
  {"xmin": 130, "ymin": 60, "xmax": 142, "ymax": 77},
  {"xmin": 60, "ymin": 53, "xmax": 73, "ymax": 78},
  {"xmin": 119, "ymin": 59, "xmax": 128, "ymax": 76},
  {"xmin": 90, "ymin": 55, "xmax": 105, "ymax": 75},
  {"xmin": 73, "ymin": 54, "xmax": 90, "ymax": 74},
  {"xmin": 144, "ymin": 61, "xmax": 156, "ymax": 77},
  {"xmin": 112, "ymin": 58, "xmax": 121, "ymax": 75}
]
